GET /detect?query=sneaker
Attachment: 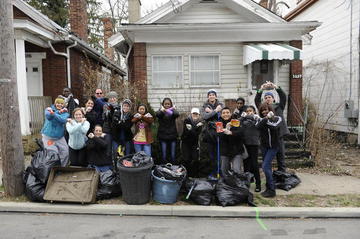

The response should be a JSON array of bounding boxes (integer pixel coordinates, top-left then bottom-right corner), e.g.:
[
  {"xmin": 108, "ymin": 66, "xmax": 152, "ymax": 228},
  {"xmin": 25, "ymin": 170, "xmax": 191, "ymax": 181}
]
[
  {"xmin": 207, "ymin": 175, "xmax": 218, "ymax": 181},
  {"xmin": 255, "ymin": 184, "xmax": 261, "ymax": 192},
  {"xmin": 261, "ymin": 189, "xmax": 276, "ymax": 198}
]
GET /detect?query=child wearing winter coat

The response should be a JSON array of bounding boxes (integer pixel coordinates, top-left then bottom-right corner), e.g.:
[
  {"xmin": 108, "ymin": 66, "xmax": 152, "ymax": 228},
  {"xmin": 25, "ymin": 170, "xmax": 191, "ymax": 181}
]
[
  {"xmin": 86, "ymin": 125, "xmax": 113, "ymax": 172},
  {"xmin": 256, "ymin": 103, "xmax": 282, "ymax": 198},
  {"xmin": 66, "ymin": 108, "xmax": 90, "ymax": 166},
  {"xmin": 216, "ymin": 107, "xmax": 245, "ymax": 176},
  {"xmin": 240, "ymin": 105, "xmax": 261, "ymax": 192},
  {"xmin": 181, "ymin": 108, "xmax": 203, "ymax": 177},
  {"xmin": 156, "ymin": 98, "xmax": 180, "ymax": 163},
  {"xmin": 41, "ymin": 97, "xmax": 70, "ymax": 166},
  {"xmin": 132, "ymin": 104, "xmax": 154, "ymax": 156},
  {"xmin": 117, "ymin": 99, "xmax": 134, "ymax": 156}
]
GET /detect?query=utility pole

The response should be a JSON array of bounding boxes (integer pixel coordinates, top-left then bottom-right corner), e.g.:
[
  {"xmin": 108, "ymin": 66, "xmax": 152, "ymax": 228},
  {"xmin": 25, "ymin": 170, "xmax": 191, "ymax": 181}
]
[{"xmin": 0, "ymin": 0, "xmax": 25, "ymax": 196}]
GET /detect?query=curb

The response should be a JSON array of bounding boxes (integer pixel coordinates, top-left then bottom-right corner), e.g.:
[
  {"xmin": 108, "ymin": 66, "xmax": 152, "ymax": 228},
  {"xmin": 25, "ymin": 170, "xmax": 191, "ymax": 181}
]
[{"xmin": 0, "ymin": 202, "xmax": 360, "ymax": 218}]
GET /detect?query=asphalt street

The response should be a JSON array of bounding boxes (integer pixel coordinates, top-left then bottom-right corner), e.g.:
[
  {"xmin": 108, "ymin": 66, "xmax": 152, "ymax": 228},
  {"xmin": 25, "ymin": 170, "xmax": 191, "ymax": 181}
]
[{"xmin": 0, "ymin": 213, "xmax": 359, "ymax": 239}]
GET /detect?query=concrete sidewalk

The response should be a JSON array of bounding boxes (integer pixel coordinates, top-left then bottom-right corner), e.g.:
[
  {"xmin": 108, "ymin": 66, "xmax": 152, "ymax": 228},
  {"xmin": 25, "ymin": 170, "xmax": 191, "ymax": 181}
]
[{"xmin": 0, "ymin": 202, "xmax": 360, "ymax": 218}]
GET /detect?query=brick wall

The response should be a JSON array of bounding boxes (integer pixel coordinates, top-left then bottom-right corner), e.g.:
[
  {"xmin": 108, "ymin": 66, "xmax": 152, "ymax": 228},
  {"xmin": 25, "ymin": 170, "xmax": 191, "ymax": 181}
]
[
  {"xmin": 288, "ymin": 40, "xmax": 303, "ymax": 126},
  {"xmin": 69, "ymin": 0, "xmax": 88, "ymax": 42},
  {"xmin": 129, "ymin": 43, "xmax": 147, "ymax": 103}
]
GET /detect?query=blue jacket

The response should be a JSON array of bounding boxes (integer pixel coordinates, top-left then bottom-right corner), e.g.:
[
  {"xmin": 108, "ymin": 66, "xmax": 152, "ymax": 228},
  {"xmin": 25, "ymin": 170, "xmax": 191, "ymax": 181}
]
[
  {"xmin": 66, "ymin": 120, "xmax": 90, "ymax": 150},
  {"xmin": 41, "ymin": 105, "xmax": 70, "ymax": 139}
]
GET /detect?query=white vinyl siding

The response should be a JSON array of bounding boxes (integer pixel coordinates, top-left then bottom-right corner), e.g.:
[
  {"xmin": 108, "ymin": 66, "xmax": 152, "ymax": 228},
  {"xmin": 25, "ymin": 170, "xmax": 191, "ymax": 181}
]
[
  {"xmin": 292, "ymin": 0, "xmax": 359, "ymax": 133},
  {"xmin": 190, "ymin": 55, "xmax": 220, "ymax": 86},
  {"xmin": 151, "ymin": 56, "xmax": 183, "ymax": 88},
  {"xmin": 146, "ymin": 43, "xmax": 284, "ymax": 112}
]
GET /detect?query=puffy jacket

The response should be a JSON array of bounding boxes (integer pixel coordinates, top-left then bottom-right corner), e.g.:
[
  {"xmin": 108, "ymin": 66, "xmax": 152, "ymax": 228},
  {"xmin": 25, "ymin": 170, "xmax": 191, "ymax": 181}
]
[
  {"xmin": 41, "ymin": 105, "xmax": 69, "ymax": 139},
  {"xmin": 86, "ymin": 134, "xmax": 112, "ymax": 166},
  {"xmin": 93, "ymin": 96, "xmax": 107, "ymax": 125},
  {"xmin": 256, "ymin": 116, "xmax": 282, "ymax": 149},
  {"xmin": 156, "ymin": 108, "xmax": 179, "ymax": 141},
  {"xmin": 66, "ymin": 120, "xmax": 90, "ymax": 150},
  {"xmin": 240, "ymin": 115, "xmax": 260, "ymax": 146},
  {"xmin": 255, "ymin": 87, "xmax": 290, "ymax": 137},
  {"xmin": 181, "ymin": 116, "xmax": 203, "ymax": 145},
  {"xmin": 216, "ymin": 118, "xmax": 245, "ymax": 158}
]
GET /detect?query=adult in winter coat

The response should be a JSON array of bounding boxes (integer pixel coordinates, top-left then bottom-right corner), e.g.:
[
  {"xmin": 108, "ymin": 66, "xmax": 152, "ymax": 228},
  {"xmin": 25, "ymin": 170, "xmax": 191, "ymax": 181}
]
[
  {"xmin": 41, "ymin": 97, "xmax": 70, "ymax": 166},
  {"xmin": 201, "ymin": 89, "xmax": 224, "ymax": 178},
  {"xmin": 239, "ymin": 105, "xmax": 261, "ymax": 192},
  {"xmin": 216, "ymin": 107, "xmax": 245, "ymax": 176},
  {"xmin": 256, "ymin": 103, "xmax": 282, "ymax": 198},
  {"xmin": 232, "ymin": 97, "xmax": 248, "ymax": 119},
  {"xmin": 156, "ymin": 98, "xmax": 180, "ymax": 163},
  {"xmin": 92, "ymin": 88, "xmax": 107, "ymax": 125},
  {"xmin": 181, "ymin": 108, "xmax": 203, "ymax": 177},
  {"xmin": 59, "ymin": 87, "xmax": 79, "ymax": 117},
  {"xmin": 255, "ymin": 81, "xmax": 289, "ymax": 172},
  {"xmin": 66, "ymin": 108, "xmax": 90, "ymax": 166},
  {"xmin": 132, "ymin": 104, "xmax": 154, "ymax": 156},
  {"xmin": 86, "ymin": 125, "xmax": 113, "ymax": 172}
]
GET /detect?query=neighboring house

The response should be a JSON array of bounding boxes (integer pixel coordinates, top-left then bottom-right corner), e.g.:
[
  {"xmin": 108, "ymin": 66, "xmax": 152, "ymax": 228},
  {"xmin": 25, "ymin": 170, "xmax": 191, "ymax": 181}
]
[
  {"xmin": 109, "ymin": 0, "xmax": 319, "ymax": 128},
  {"xmin": 285, "ymin": 0, "xmax": 360, "ymax": 143},
  {"xmin": 13, "ymin": 0, "xmax": 126, "ymax": 135}
]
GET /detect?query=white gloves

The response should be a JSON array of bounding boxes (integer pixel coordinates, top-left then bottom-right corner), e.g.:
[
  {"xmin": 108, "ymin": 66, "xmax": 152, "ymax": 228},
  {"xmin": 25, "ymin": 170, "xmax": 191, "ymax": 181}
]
[
  {"xmin": 241, "ymin": 112, "xmax": 247, "ymax": 117},
  {"xmin": 186, "ymin": 124, "xmax": 192, "ymax": 130},
  {"xmin": 223, "ymin": 129, "xmax": 232, "ymax": 135},
  {"xmin": 134, "ymin": 113, "xmax": 141, "ymax": 118},
  {"xmin": 196, "ymin": 122, "xmax": 203, "ymax": 127},
  {"xmin": 267, "ymin": 111, "xmax": 274, "ymax": 118},
  {"xmin": 253, "ymin": 114, "xmax": 260, "ymax": 120},
  {"xmin": 145, "ymin": 113, "xmax": 153, "ymax": 118}
]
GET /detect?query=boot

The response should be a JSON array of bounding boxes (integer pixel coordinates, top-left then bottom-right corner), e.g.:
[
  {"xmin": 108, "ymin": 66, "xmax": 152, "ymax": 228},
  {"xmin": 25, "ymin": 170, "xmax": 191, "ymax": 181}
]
[
  {"xmin": 261, "ymin": 189, "xmax": 276, "ymax": 198},
  {"xmin": 255, "ymin": 184, "xmax": 261, "ymax": 192}
]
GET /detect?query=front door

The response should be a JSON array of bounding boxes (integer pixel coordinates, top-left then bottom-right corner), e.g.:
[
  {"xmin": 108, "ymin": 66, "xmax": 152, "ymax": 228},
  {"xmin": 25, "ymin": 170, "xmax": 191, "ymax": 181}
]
[{"xmin": 26, "ymin": 61, "xmax": 43, "ymax": 96}]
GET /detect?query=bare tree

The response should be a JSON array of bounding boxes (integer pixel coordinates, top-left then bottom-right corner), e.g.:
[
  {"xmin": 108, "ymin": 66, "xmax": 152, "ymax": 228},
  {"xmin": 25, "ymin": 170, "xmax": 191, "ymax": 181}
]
[{"xmin": 0, "ymin": 0, "xmax": 25, "ymax": 196}]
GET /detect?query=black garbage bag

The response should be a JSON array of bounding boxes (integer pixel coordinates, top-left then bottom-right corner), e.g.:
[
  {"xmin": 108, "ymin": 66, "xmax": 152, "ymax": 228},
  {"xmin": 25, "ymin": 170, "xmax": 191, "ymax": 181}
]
[
  {"xmin": 117, "ymin": 152, "xmax": 153, "ymax": 168},
  {"xmin": 273, "ymin": 170, "xmax": 301, "ymax": 191},
  {"xmin": 216, "ymin": 172, "xmax": 255, "ymax": 207},
  {"xmin": 153, "ymin": 164, "xmax": 187, "ymax": 182},
  {"xmin": 96, "ymin": 170, "xmax": 122, "ymax": 200},
  {"xmin": 185, "ymin": 178, "xmax": 216, "ymax": 206},
  {"xmin": 23, "ymin": 167, "xmax": 45, "ymax": 202},
  {"xmin": 31, "ymin": 148, "xmax": 61, "ymax": 184}
]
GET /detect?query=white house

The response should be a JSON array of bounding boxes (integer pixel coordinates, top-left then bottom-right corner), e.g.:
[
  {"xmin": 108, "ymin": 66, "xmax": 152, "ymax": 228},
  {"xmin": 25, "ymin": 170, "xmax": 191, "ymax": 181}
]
[
  {"xmin": 285, "ymin": 0, "xmax": 360, "ymax": 143},
  {"xmin": 110, "ymin": 0, "xmax": 320, "ymax": 126}
]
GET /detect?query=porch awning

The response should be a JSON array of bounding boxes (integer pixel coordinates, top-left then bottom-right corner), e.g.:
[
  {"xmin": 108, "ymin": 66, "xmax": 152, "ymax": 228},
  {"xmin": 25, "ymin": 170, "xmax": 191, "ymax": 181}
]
[{"xmin": 243, "ymin": 43, "xmax": 302, "ymax": 65}]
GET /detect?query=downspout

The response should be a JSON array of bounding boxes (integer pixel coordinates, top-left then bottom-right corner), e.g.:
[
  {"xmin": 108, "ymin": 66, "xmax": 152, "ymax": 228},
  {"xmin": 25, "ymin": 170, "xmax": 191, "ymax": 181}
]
[{"xmin": 48, "ymin": 40, "xmax": 77, "ymax": 88}]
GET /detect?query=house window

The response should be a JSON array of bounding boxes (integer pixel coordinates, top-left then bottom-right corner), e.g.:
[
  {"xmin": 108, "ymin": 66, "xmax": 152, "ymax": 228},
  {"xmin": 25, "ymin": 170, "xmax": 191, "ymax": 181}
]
[
  {"xmin": 190, "ymin": 55, "xmax": 220, "ymax": 86},
  {"xmin": 251, "ymin": 60, "xmax": 274, "ymax": 90},
  {"xmin": 152, "ymin": 56, "xmax": 182, "ymax": 88}
]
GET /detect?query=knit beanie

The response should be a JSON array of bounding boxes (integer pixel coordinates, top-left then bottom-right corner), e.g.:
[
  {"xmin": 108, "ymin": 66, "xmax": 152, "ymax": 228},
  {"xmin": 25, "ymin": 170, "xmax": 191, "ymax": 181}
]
[
  {"xmin": 106, "ymin": 91, "xmax": 118, "ymax": 99},
  {"xmin": 54, "ymin": 97, "xmax": 65, "ymax": 104},
  {"xmin": 122, "ymin": 99, "xmax": 132, "ymax": 107},
  {"xmin": 207, "ymin": 89, "xmax": 217, "ymax": 97},
  {"xmin": 264, "ymin": 91, "xmax": 274, "ymax": 98}
]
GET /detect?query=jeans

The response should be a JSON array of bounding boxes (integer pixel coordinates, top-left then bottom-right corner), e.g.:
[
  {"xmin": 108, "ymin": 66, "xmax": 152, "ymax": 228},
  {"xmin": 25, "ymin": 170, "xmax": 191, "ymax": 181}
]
[
  {"xmin": 244, "ymin": 145, "xmax": 261, "ymax": 186},
  {"xmin": 220, "ymin": 154, "xmax": 243, "ymax": 176},
  {"xmin": 88, "ymin": 164, "xmax": 113, "ymax": 173},
  {"xmin": 261, "ymin": 147, "xmax": 279, "ymax": 190},
  {"xmin": 276, "ymin": 137, "xmax": 286, "ymax": 172},
  {"xmin": 112, "ymin": 140, "xmax": 133, "ymax": 156},
  {"xmin": 160, "ymin": 140, "xmax": 176, "ymax": 163},
  {"xmin": 134, "ymin": 143, "xmax": 152, "ymax": 156}
]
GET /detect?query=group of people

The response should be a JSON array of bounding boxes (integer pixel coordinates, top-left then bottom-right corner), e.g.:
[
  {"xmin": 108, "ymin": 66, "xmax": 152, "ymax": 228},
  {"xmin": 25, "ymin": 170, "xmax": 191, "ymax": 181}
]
[{"xmin": 40, "ymin": 81, "xmax": 289, "ymax": 198}]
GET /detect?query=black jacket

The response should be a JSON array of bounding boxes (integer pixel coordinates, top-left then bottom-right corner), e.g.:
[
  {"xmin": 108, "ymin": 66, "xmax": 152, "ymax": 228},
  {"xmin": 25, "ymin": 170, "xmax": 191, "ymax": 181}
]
[
  {"xmin": 181, "ymin": 116, "xmax": 203, "ymax": 145},
  {"xmin": 256, "ymin": 116, "xmax": 282, "ymax": 149},
  {"xmin": 232, "ymin": 105, "xmax": 248, "ymax": 119},
  {"xmin": 85, "ymin": 109, "xmax": 98, "ymax": 135},
  {"xmin": 255, "ymin": 87, "xmax": 290, "ymax": 137},
  {"xmin": 217, "ymin": 118, "xmax": 245, "ymax": 158},
  {"xmin": 86, "ymin": 134, "xmax": 112, "ymax": 166},
  {"xmin": 240, "ymin": 115, "xmax": 260, "ymax": 146},
  {"xmin": 156, "ymin": 109, "xmax": 179, "ymax": 141},
  {"xmin": 201, "ymin": 99, "xmax": 224, "ymax": 144},
  {"xmin": 201, "ymin": 99, "xmax": 224, "ymax": 122}
]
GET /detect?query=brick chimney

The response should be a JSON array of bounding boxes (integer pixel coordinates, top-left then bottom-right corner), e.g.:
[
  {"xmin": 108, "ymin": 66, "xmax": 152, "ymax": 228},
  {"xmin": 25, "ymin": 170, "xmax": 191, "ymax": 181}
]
[
  {"xmin": 128, "ymin": 0, "xmax": 141, "ymax": 23},
  {"xmin": 259, "ymin": 0, "xmax": 269, "ymax": 9},
  {"xmin": 69, "ymin": 0, "xmax": 88, "ymax": 42},
  {"xmin": 101, "ymin": 17, "xmax": 114, "ymax": 60}
]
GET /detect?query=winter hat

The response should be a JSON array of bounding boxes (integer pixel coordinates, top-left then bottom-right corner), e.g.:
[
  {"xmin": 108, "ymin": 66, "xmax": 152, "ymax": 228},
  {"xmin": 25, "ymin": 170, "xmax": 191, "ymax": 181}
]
[
  {"xmin": 122, "ymin": 99, "xmax": 132, "ymax": 107},
  {"xmin": 106, "ymin": 91, "xmax": 118, "ymax": 99},
  {"xmin": 54, "ymin": 97, "xmax": 65, "ymax": 105},
  {"xmin": 207, "ymin": 89, "xmax": 217, "ymax": 97},
  {"xmin": 191, "ymin": 108, "xmax": 200, "ymax": 114},
  {"xmin": 264, "ymin": 91, "xmax": 274, "ymax": 98}
]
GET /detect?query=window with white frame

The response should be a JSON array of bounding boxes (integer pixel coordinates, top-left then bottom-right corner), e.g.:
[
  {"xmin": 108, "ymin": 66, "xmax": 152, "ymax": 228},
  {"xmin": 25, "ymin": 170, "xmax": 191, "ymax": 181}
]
[
  {"xmin": 190, "ymin": 55, "xmax": 220, "ymax": 86},
  {"xmin": 152, "ymin": 56, "xmax": 182, "ymax": 88}
]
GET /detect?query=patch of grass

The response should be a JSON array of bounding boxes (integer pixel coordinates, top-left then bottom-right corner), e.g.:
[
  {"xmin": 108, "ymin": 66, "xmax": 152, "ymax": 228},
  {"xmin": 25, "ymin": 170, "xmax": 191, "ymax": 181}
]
[
  {"xmin": 254, "ymin": 194, "xmax": 276, "ymax": 207},
  {"xmin": 22, "ymin": 134, "xmax": 41, "ymax": 155},
  {"xmin": 0, "ymin": 185, "xmax": 4, "ymax": 192},
  {"xmin": 0, "ymin": 192, "xmax": 29, "ymax": 202}
]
